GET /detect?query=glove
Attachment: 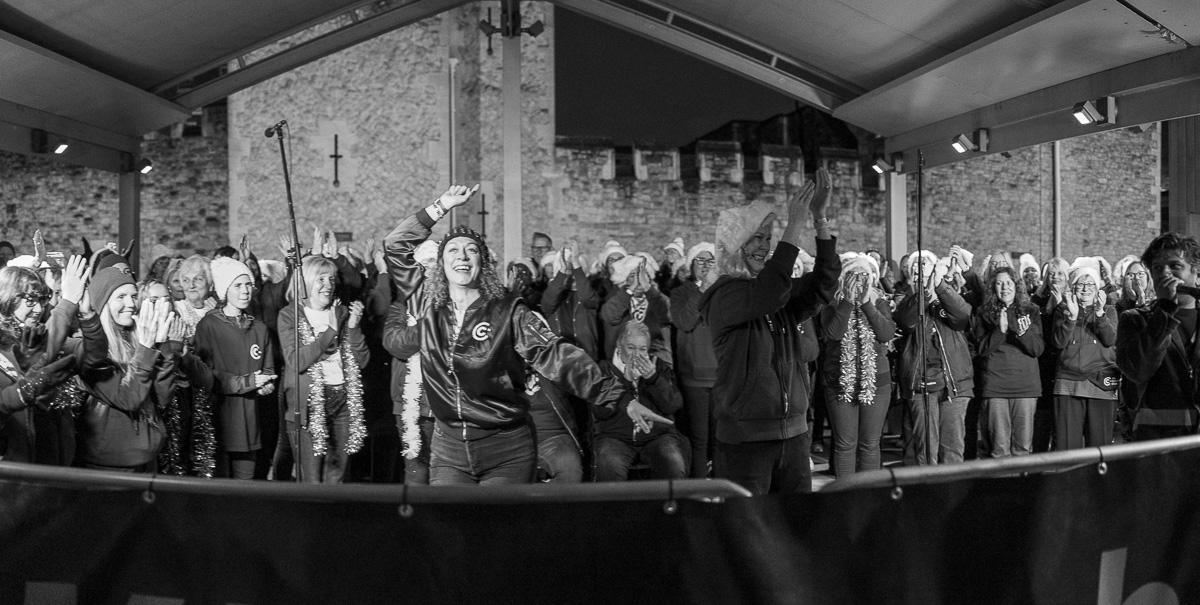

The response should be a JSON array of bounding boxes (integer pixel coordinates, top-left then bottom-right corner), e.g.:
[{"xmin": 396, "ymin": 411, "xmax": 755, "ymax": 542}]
[{"xmin": 18, "ymin": 354, "xmax": 77, "ymax": 411}]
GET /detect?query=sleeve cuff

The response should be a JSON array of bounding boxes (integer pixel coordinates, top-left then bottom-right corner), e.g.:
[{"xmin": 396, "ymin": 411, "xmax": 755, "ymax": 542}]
[{"xmin": 416, "ymin": 209, "xmax": 437, "ymax": 229}]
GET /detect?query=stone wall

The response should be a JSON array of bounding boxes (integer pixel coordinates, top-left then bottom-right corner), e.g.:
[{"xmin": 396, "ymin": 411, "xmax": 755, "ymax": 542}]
[
  {"xmin": 0, "ymin": 110, "xmax": 229, "ymax": 273},
  {"xmin": 549, "ymin": 127, "xmax": 1160, "ymax": 268}
]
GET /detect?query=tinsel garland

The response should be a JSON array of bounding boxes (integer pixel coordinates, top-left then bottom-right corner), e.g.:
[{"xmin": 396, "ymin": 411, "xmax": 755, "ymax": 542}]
[
  {"xmin": 189, "ymin": 386, "xmax": 217, "ymax": 478},
  {"xmin": 47, "ymin": 377, "xmax": 86, "ymax": 411},
  {"xmin": 400, "ymin": 310, "xmax": 424, "ymax": 460},
  {"xmin": 297, "ymin": 312, "xmax": 367, "ymax": 457},
  {"xmin": 157, "ymin": 389, "xmax": 186, "ymax": 475},
  {"xmin": 838, "ymin": 305, "xmax": 878, "ymax": 405}
]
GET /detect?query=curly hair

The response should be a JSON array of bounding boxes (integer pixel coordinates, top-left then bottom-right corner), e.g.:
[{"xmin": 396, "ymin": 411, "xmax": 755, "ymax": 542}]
[
  {"xmin": 0, "ymin": 266, "xmax": 50, "ymax": 318},
  {"xmin": 981, "ymin": 266, "xmax": 1035, "ymax": 322},
  {"xmin": 1141, "ymin": 232, "xmax": 1200, "ymax": 270},
  {"xmin": 426, "ymin": 256, "xmax": 507, "ymax": 309}
]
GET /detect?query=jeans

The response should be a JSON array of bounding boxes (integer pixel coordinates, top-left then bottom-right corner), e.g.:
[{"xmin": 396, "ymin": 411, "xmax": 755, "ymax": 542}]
[
  {"xmin": 395, "ymin": 415, "xmax": 434, "ymax": 485},
  {"xmin": 984, "ymin": 397, "xmax": 1036, "ymax": 457},
  {"xmin": 429, "ymin": 423, "xmax": 536, "ymax": 485},
  {"xmin": 594, "ymin": 434, "xmax": 687, "ymax": 481},
  {"xmin": 1054, "ymin": 395, "xmax": 1115, "ymax": 449},
  {"xmin": 908, "ymin": 391, "xmax": 969, "ymax": 465},
  {"xmin": 680, "ymin": 385, "xmax": 713, "ymax": 478},
  {"xmin": 714, "ymin": 431, "xmax": 812, "ymax": 495},
  {"xmin": 538, "ymin": 432, "xmax": 583, "ymax": 483},
  {"xmin": 286, "ymin": 384, "xmax": 351, "ymax": 484},
  {"xmin": 825, "ymin": 383, "xmax": 890, "ymax": 476}
]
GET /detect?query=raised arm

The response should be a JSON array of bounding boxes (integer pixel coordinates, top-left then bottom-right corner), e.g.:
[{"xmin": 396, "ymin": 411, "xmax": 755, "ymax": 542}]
[{"xmin": 383, "ymin": 184, "xmax": 479, "ymax": 299}]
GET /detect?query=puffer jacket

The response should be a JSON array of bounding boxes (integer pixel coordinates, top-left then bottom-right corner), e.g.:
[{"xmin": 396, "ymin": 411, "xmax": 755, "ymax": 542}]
[
  {"xmin": 1052, "ymin": 303, "xmax": 1117, "ymax": 382},
  {"xmin": 384, "ymin": 210, "xmax": 631, "ymax": 440},
  {"xmin": 698, "ymin": 238, "xmax": 840, "ymax": 445},
  {"xmin": 894, "ymin": 282, "xmax": 975, "ymax": 399}
]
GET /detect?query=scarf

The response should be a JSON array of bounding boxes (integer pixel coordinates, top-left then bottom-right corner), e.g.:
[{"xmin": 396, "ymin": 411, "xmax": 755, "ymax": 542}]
[
  {"xmin": 838, "ymin": 305, "xmax": 878, "ymax": 405},
  {"xmin": 296, "ymin": 311, "xmax": 366, "ymax": 457},
  {"xmin": 400, "ymin": 307, "xmax": 424, "ymax": 459},
  {"xmin": 175, "ymin": 298, "xmax": 217, "ymax": 342}
]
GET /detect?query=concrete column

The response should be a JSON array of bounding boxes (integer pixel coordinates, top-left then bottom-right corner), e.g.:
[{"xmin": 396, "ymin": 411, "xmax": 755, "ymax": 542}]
[
  {"xmin": 501, "ymin": 33, "xmax": 522, "ymax": 266},
  {"xmin": 886, "ymin": 172, "xmax": 907, "ymax": 262},
  {"xmin": 118, "ymin": 170, "xmax": 141, "ymax": 272},
  {"xmin": 1168, "ymin": 116, "xmax": 1200, "ymax": 238}
]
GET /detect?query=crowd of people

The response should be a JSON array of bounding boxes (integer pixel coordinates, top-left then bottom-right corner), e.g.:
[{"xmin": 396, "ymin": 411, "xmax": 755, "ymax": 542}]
[{"xmin": 0, "ymin": 169, "xmax": 1195, "ymax": 495}]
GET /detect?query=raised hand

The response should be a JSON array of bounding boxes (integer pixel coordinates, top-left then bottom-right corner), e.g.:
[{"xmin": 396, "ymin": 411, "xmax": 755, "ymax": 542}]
[
  {"xmin": 152, "ymin": 299, "xmax": 173, "ymax": 344},
  {"xmin": 167, "ymin": 316, "xmax": 186, "ymax": 343},
  {"xmin": 278, "ymin": 233, "xmax": 297, "ymax": 260},
  {"xmin": 347, "ymin": 300, "xmax": 365, "ymax": 329},
  {"xmin": 438, "ymin": 184, "xmax": 481, "ymax": 210},
  {"xmin": 310, "ymin": 226, "xmax": 323, "ymax": 257},
  {"xmin": 33, "ymin": 229, "xmax": 47, "ymax": 264},
  {"xmin": 1065, "ymin": 291, "xmax": 1080, "ymax": 320},
  {"xmin": 811, "ymin": 167, "xmax": 832, "ymax": 220},
  {"xmin": 239, "ymin": 233, "xmax": 251, "ymax": 261},
  {"xmin": 1096, "ymin": 289, "xmax": 1108, "ymax": 315},
  {"xmin": 135, "ymin": 300, "xmax": 158, "ymax": 348},
  {"xmin": 786, "ymin": 180, "xmax": 816, "ymax": 224},
  {"xmin": 1016, "ymin": 314, "xmax": 1031, "ymax": 336},
  {"xmin": 323, "ymin": 231, "xmax": 337, "ymax": 258},
  {"xmin": 60, "ymin": 255, "xmax": 91, "ymax": 306}
]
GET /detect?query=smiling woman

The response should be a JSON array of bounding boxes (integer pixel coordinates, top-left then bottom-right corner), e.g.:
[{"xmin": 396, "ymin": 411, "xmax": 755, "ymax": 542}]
[{"xmin": 384, "ymin": 185, "xmax": 669, "ymax": 485}]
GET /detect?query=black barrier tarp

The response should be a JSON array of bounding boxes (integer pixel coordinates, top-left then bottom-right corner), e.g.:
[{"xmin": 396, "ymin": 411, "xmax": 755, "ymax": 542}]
[{"xmin": 0, "ymin": 448, "xmax": 1198, "ymax": 604}]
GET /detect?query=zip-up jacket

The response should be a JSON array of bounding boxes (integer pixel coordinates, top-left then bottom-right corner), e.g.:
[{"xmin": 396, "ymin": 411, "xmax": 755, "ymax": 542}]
[
  {"xmin": 278, "ymin": 303, "xmax": 370, "ymax": 421},
  {"xmin": 384, "ymin": 210, "xmax": 632, "ymax": 440},
  {"xmin": 819, "ymin": 297, "xmax": 895, "ymax": 390},
  {"xmin": 540, "ymin": 267, "xmax": 601, "ymax": 360},
  {"xmin": 670, "ymin": 280, "xmax": 718, "ymax": 388},
  {"xmin": 894, "ymin": 282, "xmax": 975, "ymax": 399},
  {"xmin": 1116, "ymin": 299, "xmax": 1200, "ymax": 430},
  {"xmin": 78, "ymin": 342, "xmax": 176, "ymax": 469},
  {"xmin": 698, "ymin": 237, "xmax": 840, "ymax": 445},
  {"xmin": 1052, "ymin": 303, "xmax": 1117, "ymax": 382}
]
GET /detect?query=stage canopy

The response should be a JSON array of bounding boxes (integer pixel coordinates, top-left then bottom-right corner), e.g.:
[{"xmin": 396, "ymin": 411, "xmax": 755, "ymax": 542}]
[{"xmin": 0, "ymin": 0, "xmax": 1197, "ymax": 171}]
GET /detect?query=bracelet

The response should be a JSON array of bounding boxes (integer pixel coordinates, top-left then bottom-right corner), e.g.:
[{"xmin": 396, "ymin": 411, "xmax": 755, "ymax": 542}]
[
  {"xmin": 426, "ymin": 200, "xmax": 447, "ymax": 221},
  {"xmin": 434, "ymin": 199, "xmax": 448, "ymax": 215},
  {"xmin": 813, "ymin": 217, "xmax": 832, "ymax": 230}
]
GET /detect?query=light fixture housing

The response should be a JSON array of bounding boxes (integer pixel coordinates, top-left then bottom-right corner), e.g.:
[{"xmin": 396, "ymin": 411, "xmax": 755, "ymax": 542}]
[
  {"xmin": 136, "ymin": 158, "xmax": 153, "ymax": 174},
  {"xmin": 1072, "ymin": 96, "xmax": 1116, "ymax": 126},
  {"xmin": 54, "ymin": 143, "xmax": 69, "ymax": 154},
  {"xmin": 951, "ymin": 129, "xmax": 989, "ymax": 154},
  {"xmin": 872, "ymin": 155, "xmax": 904, "ymax": 174}
]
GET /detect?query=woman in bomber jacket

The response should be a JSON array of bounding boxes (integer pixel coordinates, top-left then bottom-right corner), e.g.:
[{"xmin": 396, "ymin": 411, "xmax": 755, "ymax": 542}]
[
  {"xmin": 383, "ymin": 184, "xmax": 664, "ymax": 485},
  {"xmin": 1052, "ymin": 266, "xmax": 1118, "ymax": 449}
]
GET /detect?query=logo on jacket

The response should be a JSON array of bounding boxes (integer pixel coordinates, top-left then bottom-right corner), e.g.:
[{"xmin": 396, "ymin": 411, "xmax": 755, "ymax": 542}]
[
  {"xmin": 1103, "ymin": 376, "xmax": 1118, "ymax": 387},
  {"xmin": 250, "ymin": 344, "xmax": 262, "ymax": 360},
  {"xmin": 472, "ymin": 322, "xmax": 492, "ymax": 341}
]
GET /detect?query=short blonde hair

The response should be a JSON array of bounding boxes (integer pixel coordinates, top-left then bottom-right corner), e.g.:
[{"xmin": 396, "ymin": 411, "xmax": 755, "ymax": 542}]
[{"xmin": 288, "ymin": 255, "xmax": 338, "ymax": 303}]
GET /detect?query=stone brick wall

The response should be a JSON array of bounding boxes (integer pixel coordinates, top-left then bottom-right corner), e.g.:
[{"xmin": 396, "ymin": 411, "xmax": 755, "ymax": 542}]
[
  {"xmin": 550, "ymin": 126, "xmax": 1160, "ymax": 269},
  {"xmin": 0, "ymin": 110, "xmax": 229, "ymax": 273}
]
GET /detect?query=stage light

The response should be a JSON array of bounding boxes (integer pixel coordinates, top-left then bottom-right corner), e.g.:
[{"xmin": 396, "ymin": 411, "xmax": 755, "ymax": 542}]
[
  {"xmin": 136, "ymin": 158, "xmax": 153, "ymax": 174},
  {"xmin": 951, "ymin": 129, "xmax": 988, "ymax": 154},
  {"xmin": 872, "ymin": 155, "xmax": 903, "ymax": 174},
  {"xmin": 1072, "ymin": 96, "xmax": 1115, "ymax": 126},
  {"xmin": 54, "ymin": 143, "xmax": 68, "ymax": 154}
]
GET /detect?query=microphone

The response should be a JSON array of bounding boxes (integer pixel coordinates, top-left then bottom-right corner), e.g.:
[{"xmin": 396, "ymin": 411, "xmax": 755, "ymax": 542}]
[
  {"xmin": 264, "ymin": 120, "xmax": 287, "ymax": 138},
  {"xmin": 1177, "ymin": 285, "xmax": 1200, "ymax": 299}
]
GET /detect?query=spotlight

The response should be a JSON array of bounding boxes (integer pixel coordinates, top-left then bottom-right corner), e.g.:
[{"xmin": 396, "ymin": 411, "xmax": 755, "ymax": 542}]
[
  {"xmin": 951, "ymin": 129, "xmax": 988, "ymax": 154},
  {"xmin": 1072, "ymin": 96, "xmax": 1115, "ymax": 126},
  {"xmin": 136, "ymin": 158, "xmax": 153, "ymax": 174},
  {"xmin": 54, "ymin": 143, "xmax": 69, "ymax": 154},
  {"xmin": 872, "ymin": 155, "xmax": 903, "ymax": 174}
]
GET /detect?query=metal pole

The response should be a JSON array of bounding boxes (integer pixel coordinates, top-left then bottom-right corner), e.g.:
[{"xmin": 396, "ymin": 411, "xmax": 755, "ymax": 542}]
[
  {"xmin": 916, "ymin": 149, "xmax": 931, "ymax": 465},
  {"xmin": 272, "ymin": 124, "xmax": 308, "ymax": 483}
]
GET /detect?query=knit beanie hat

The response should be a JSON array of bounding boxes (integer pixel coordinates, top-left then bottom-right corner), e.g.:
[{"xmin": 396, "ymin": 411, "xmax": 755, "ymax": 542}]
[
  {"xmin": 1112, "ymin": 254, "xmax": 1140, "ymax": 281},
  {"xmin": 840, "ymin": 252, "xmax": 880, "ymax": 288},
  {"xmin": 599, "ymin": 240, "xmax": 628, "ymax": 266},
  {"xmin": 685, "ymin": 242, "xmax": 715, "ymax": 268},
  {"xmin": 715, "ymin": 200, "xmax": 775, "ymax": 268},
  {"xmin": 662, "ymin": 237, "xmax": 685, "ymax": 259},
  {"xmin": 211, "ymin": 256, "xmax": 253, "ymax": 302},
  {"xmin": 89, "ymin": 260, "xmax": 136, "ymax": 310},
  {"xmin": 1019, "ymin": 253, "xmax": 1039, "ymax": 275},
  {"xmin": 906, "ymin": 250, "xmax": 939, "ymax": 280},
  {"xmin": 438, "ymin": 226, "xmax": 491, "ymax": 266},
  {"xmin": 610, "ymin": 253, "xmax": 655, "ymax": 286},
  {"xmin": 1071, "ymin": 256, "xmax": 1101, "ymax": 277},
  {"xmin": 1069, "ymin": 266, "xmax": 1101, "ymax": 289}
]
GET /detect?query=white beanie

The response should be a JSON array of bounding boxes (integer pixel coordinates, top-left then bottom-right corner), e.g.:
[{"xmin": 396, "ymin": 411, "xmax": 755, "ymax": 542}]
[
  {"xmin": 1112, "ymin": 254, "xmax": 1140, "ymax": 281},
  {"xmin": 715, "ymin": 200, "xmax": 775, "ymax": 268},
  {"xmin": 6, "ymin": 255, "xmax": 41, "ymax": 269},
  {"xmin": 906, "ymin": 250, "xmax": 939, "ymax": 280},
  {"xmin": 599, "ymin": 240, "xmax": 628, "ymax": 265},
  {"xmin": 610, "ymin": 253, "xmax": 655, "ymax": 285},
  {"xmin": 1071, "ymin": 256, "xmax": 1101, "ymax": 277},
  {"xmin": 840, "ymin": 252, "xmax": 880, "ymax": 288},
  {"xmin": 662, "ymin": 237, "xmax": 685, "ymax": 260},
  {"xmin": 1069, "ymin": 266, "xmax": 1101, "ymax": 290},
  {"xmin": 211, "ymin": 257, "xmax": 253, "ymax": 302},
  {"xmin": 1019, "ymin": 253, "xmax": 1039, "ymax": 275},
  {"xmin": 685, "ymin": 242, "xmax": 715, "ymax": 268}
]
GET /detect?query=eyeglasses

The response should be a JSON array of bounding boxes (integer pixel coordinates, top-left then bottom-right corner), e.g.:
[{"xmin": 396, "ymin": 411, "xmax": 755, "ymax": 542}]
[
  {"xmin": 19, "ymin": 295, "xmax": 48, "ymax": 308},
  {"xmin": 694, "ymin": 258, "xmax": 715, "ymax": 266},
  {"xmin": 1127, "ymin": 271, "xmax": 1148, "ymax": 280},
  {"xmin": 1071, "ymin": 284, "xmax": 1097, "ymax": 292}
]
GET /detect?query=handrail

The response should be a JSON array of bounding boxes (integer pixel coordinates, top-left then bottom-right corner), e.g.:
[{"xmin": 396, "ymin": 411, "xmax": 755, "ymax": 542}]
[
  {"xmin": 0, "ymin": 462, "xmax": 751, "ymax": 503},
  {"xmin": 823, "ymin": 434, "xmax": 1200, "ymax": 493}
]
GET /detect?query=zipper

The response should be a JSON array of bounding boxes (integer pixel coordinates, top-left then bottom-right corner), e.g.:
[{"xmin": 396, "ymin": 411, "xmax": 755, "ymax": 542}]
[
  {"xmin": 934, "ymin": 324, "xmax": 956, "ymax": 396},
  {"xmin": 448, "ymin": 310, "xmax": 466, "ymax": 440}
]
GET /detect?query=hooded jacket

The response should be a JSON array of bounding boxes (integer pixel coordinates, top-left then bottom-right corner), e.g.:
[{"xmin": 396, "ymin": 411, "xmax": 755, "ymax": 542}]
[
  {"xmin": 894, "ymin": 282, "xmax": 975, "ymax": 400},
  {"xmin": 384, "ymin": 210, "xmax": 631, "ymax": 440},
  {"xmin": 1052, "ymin": 303, "xmax": 1117, "ymax": 382},
  {"xmin": 698, "ymin": 238, "xmax": 840, "ymax": 445},
  {"xmin": 78, "ymin": 343, "xmax": 176, "ymax": 469}
]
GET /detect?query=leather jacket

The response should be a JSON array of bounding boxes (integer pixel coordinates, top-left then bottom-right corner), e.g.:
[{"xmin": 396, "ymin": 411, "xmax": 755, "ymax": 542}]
[{"xmin": 384, "ymin": 210, "xmax": 629, "ymax": 440}]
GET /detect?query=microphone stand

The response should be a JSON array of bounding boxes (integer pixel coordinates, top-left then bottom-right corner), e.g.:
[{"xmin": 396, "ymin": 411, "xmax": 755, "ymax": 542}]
[
  {"xmin": 269, "ymin": 122, "xmax": 308, "ymax": 483},
  {"xmin": 916, "ymin": 149, "xmax": 931, "ymax": 465}
]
